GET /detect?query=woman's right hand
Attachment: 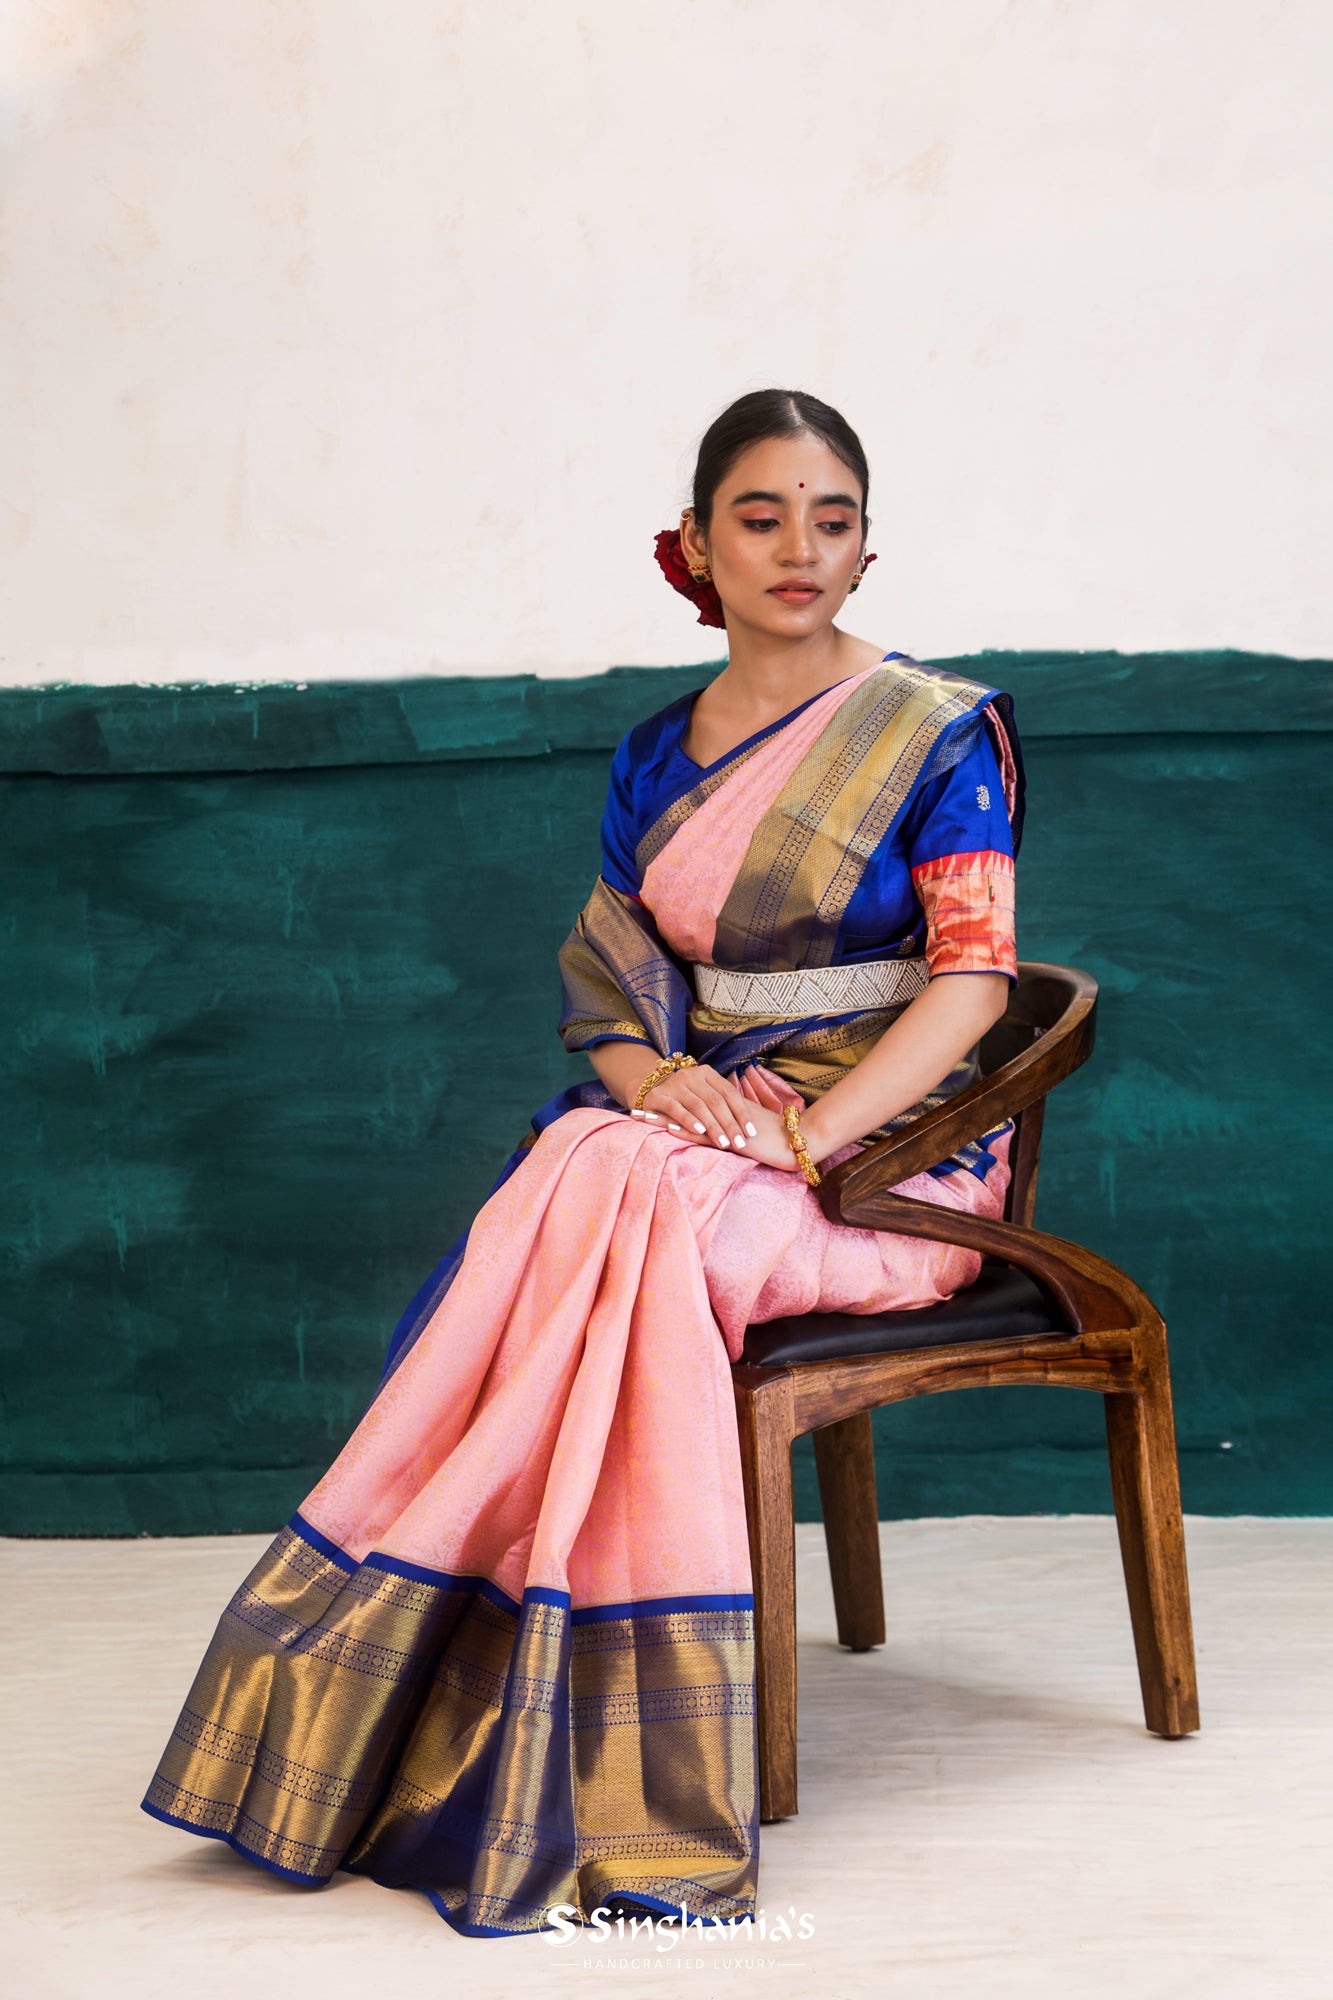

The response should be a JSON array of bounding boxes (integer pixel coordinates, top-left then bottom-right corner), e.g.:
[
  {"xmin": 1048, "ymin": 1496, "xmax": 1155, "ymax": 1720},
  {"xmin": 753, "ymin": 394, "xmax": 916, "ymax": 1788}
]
[{"xmin": 634, "ymin": 1062, "xmax": 759, "ymax": 1151}]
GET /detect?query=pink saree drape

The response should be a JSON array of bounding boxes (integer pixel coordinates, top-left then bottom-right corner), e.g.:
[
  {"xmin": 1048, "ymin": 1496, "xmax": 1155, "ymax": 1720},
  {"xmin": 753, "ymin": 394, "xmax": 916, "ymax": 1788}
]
[{"xmin": 141, "ymin": 659, "xmax": 1016, "ymax": 1938}]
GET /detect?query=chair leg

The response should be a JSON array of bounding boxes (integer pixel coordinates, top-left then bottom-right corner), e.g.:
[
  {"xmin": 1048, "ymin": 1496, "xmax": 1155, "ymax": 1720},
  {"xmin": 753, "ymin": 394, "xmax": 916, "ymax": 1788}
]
[
  {"xmin": 1103, "ymin": 1323, "xmax": 1201, "ymax": 1738},
  {"xmin": 812, "ymin": 1411, "xmax": 886, "ymax": 1651},
  {"xmin": 733, "ymin": 1371, "xmax": 799, "ymax": 1820}
]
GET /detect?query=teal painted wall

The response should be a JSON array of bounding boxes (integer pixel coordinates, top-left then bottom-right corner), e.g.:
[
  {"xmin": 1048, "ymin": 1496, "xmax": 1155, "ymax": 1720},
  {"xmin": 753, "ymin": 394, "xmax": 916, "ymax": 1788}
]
[{"xmin": 2, "ymin": 653, "xmax": 1329, "ymax": 1534}]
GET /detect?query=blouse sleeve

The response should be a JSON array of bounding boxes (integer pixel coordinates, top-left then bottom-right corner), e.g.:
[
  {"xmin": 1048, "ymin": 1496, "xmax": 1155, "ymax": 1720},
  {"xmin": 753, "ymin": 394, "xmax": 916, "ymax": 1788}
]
[
  {"xmin": 903, "ymin": 721, "xmax": 1017, "ymax": 983},
  {"xmin": 598, "ymin": 732, "xmax": 641, "ymax": 897}
]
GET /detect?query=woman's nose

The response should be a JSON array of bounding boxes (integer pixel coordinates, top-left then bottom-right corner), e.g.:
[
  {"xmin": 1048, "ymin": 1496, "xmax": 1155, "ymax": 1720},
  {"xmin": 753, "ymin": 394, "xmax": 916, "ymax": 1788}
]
[{"xmin": 780, "ymin": 521, "xmax": 816, "ymax": 565}]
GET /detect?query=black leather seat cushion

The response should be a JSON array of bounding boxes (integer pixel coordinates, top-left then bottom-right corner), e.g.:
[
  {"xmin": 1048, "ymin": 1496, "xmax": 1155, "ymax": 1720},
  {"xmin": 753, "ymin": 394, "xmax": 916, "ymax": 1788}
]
[{"xmin": 739, "ymin": 1256, "xmax": 1070, "ymax": 1368}]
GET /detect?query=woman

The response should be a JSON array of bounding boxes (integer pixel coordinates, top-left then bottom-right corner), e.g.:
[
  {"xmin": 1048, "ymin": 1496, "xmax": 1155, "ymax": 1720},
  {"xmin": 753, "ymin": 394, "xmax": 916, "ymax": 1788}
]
[{"xmin": 141, "ymin": 389, "xmax": 1023, "ymax": 1939}]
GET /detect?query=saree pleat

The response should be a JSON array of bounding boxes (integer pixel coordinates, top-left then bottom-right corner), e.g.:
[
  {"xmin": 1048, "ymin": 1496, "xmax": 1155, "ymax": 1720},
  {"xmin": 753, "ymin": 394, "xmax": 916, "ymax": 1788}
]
[{"xmin": 143, "ymin": 1112, "xmax": 759, "ymax": 1935}]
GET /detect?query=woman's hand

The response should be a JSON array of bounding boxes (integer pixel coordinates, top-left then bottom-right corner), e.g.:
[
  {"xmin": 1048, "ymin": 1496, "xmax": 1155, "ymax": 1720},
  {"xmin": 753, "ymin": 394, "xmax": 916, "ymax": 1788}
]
[
  {"xmin": 643, "ymin": 1085, "xmax": 805, "ymax": 1168},
  {"xmin": 585, "ymin": 1043, "xmax": 806, "ymax": 1168},
  {"xmin": 718, "ymin": 1100, "xmax": 804, "ymax": 1169},
  {"xmin": 640, "ymin": 1062, "xmax": 816, "ymax": 1170},
  {"xmin": 635, "ymin": 1062, "xmax": 761, "ymax": 1152}
]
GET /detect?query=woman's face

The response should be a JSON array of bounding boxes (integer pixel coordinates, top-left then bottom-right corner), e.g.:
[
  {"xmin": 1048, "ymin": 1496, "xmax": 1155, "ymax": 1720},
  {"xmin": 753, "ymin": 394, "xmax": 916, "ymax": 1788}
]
[{"xmin": 682, "ymin": 431, "xmax": 867, "ymax": 640}]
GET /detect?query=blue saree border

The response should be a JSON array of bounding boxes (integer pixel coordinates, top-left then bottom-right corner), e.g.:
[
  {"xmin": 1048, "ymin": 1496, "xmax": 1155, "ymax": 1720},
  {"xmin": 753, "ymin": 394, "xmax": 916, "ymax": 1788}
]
[
  {"xmin": 288, "ymin": 1508, "xmax": 755, "ymax": 1619},
  {"xmin": 141, "ymin": 1505, "xmax": 759, "ymax": 1938},
  {"xmin": 139, "ymin": 1795, "xmax": 332, "ymax": 1887},
  {"xmin": 138, "ymin": 1795, "xmax": 751, "ymax": 1939},
  {"xmin": 422, "ymin": 1883, "xmax": 761, "ymax": 1940}
]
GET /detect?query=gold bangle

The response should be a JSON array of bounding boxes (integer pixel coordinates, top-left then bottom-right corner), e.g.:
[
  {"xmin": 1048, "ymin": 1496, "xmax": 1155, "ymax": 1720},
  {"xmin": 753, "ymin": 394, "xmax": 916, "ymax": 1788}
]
[
  {"xmin": 633, "ymin": 1050, "xmax": 698, "ymax": 1112},
  {"xmin": 781, "ymin": 1102, "xmax": 822, "ymax": 1187}
]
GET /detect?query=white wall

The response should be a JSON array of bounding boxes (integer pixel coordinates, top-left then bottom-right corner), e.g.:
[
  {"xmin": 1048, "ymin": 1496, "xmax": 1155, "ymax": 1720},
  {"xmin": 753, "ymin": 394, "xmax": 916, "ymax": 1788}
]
[{"xmin": 2, "ymin": 0, "xmax": 1329, "ymax": 687}]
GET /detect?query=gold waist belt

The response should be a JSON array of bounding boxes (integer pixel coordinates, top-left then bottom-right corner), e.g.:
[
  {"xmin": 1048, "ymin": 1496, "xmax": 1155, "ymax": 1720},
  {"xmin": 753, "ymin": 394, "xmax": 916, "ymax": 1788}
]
[{"xmin": 692, "ymin": 954, "xmax": 930, "ymax": 1020}]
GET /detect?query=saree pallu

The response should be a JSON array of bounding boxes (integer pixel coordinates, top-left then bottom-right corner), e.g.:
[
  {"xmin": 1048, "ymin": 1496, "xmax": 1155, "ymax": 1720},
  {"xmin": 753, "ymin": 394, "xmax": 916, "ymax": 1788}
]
[
  {"xmin": 141, "ymin": 653, "xmax": 1022, "ymax": 1937},
  {"xmin": 554, "ymin": 652, "xmax": 1021, "ymax": 1152}
]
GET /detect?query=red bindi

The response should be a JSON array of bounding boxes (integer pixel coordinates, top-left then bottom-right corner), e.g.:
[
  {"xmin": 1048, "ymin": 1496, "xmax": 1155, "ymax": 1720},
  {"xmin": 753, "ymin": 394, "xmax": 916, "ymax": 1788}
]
[{"xmin": 798, "ymin": 481, "xmax": 804, "ymax": 488}]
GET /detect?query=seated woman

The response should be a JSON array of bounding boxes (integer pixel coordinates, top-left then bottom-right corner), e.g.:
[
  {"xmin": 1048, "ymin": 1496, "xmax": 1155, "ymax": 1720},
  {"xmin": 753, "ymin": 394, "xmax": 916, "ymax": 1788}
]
[{"xmin": 141, "ymin": 388, "xmax": 1023, "ymax": 1939}]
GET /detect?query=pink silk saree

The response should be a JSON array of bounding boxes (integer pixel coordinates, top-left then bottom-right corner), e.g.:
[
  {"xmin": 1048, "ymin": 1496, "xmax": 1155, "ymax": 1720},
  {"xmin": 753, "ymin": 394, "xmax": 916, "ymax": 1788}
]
[{"xmin": 141, "ymin": 655, "xmax": 1023, "ymax": 1937}]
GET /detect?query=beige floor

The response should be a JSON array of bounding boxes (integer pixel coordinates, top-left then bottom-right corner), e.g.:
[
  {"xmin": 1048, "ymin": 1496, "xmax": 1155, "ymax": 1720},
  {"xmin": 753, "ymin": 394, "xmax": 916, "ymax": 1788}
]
[{"xmin": 5, "ymin": 1517, "xmax": 1329, "ymax": 2000}]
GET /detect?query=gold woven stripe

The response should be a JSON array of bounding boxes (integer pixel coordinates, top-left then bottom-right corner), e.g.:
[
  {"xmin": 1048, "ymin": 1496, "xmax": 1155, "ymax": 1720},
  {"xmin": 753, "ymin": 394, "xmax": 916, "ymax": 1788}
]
[{"xmin": 711, "ymin": 660, "xmax": 992, "ymax": 970}]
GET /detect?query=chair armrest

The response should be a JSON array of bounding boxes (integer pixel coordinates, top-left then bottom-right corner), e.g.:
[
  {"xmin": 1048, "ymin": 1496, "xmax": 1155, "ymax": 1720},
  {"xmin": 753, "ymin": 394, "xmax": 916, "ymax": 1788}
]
[
  {"xmin": 825, "ymin": 1187, "xmax": 1153, "ymax": 1337},
  {"xmin": 819, "ymin": 963, "xmax": 1096, "ymax": 1216}
]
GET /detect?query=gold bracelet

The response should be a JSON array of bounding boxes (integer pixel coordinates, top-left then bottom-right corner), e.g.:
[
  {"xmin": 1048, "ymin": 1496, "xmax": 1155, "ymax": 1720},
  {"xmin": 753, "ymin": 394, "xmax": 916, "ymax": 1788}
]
[
  {"xmin": 633, "ymin": 1051, "xmax": 698, "ymax": 1112},
  {"xmin": 781, "ymin": 1102, "xmax": 822, "ymax": 1187}
]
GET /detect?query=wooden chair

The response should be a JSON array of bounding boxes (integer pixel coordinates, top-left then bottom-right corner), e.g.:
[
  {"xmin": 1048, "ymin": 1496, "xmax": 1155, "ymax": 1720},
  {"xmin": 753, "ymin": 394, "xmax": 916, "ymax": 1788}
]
[{"xmin": 731, "ymin": 961, "xmax": 1200, "ymax": 1822}]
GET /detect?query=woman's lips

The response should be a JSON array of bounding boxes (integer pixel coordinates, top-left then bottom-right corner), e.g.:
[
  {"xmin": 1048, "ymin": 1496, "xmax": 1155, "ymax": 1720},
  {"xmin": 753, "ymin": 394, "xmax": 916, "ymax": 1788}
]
[{"xmin": 769, "ymin": 584, "xmax": 822, "ymax": 604}]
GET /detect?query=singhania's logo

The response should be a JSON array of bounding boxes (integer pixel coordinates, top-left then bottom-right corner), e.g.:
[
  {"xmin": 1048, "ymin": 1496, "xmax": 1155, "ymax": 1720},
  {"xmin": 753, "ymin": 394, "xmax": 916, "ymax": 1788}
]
[{"xmin": 544, "ymin": 1902, "xmax": 817, "ymax": 1948}]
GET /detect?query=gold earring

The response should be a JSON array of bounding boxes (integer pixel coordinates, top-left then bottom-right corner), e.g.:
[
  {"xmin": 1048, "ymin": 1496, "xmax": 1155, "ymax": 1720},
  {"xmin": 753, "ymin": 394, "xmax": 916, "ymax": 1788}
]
[
  {"xmin": 680, "ymin": 510, "xmax": 711, "ymax": 583},
  {"xmin": 848, "ymin": 568, "xmax": 864, "ymax": 592}
]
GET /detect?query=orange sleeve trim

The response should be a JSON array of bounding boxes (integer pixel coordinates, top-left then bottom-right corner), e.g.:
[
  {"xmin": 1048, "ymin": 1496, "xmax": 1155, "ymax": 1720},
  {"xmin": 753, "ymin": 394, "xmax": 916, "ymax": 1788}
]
[{"xmin": 910, "ymin": 848, "xmax": 1017, "ymax": 978}]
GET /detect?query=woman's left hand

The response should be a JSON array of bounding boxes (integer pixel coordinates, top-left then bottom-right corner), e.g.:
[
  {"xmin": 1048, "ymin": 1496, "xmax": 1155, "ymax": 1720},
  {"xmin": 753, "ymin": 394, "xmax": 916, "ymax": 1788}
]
[{"xmin": 717, "ymin": 1100, "xmax": 802, "ymax": 1170}]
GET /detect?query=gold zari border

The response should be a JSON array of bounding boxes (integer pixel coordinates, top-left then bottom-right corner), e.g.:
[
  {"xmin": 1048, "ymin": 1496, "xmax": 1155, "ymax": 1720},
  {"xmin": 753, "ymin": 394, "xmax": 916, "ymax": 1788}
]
[{"xmin": 142, "ymin": 1521, "xmax": 758, "ymax": 1935}]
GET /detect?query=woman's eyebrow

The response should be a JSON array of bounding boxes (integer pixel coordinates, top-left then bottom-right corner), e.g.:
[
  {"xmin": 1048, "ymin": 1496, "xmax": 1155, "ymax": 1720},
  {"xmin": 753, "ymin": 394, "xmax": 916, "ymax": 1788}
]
[{"xmin": 729, "ymin": 488, "xmax": 860, "ymax": 507}]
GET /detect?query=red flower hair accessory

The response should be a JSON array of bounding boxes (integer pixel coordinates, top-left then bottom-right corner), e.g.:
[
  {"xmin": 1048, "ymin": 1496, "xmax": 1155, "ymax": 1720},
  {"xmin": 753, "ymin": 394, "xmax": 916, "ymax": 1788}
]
[{"xmin": 653, "ymin": 527, "xmax": 726, "ymax": 629}]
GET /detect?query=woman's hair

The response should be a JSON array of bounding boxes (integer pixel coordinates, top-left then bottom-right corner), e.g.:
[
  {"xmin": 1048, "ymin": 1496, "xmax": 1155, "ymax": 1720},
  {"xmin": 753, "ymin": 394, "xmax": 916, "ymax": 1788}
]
[{"xmin": 691, "ymin": 388, "xmax": 871, "ymax": 533}]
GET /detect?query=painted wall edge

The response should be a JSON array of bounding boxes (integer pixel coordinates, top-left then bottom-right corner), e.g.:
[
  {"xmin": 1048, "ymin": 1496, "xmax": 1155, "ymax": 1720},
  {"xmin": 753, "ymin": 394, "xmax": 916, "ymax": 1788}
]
[{"xmin": 1, "ymin": 649, "xmax": 1330, "ymax": 777}]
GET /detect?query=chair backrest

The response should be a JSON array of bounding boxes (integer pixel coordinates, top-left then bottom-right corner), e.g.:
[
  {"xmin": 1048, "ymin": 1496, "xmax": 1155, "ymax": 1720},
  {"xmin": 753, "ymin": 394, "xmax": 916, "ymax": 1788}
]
[{"xmin": 979, "ymin": 963, "xmax": 1099, "ymax": 1227}]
